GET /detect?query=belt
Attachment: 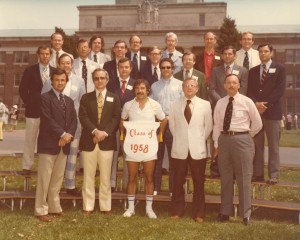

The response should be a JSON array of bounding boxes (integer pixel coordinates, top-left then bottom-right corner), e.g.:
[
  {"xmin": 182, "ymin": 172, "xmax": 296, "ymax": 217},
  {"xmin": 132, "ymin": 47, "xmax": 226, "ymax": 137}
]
[{"xmin": 221, "ymin": 131, "xmax": 249, "ymax": 136}]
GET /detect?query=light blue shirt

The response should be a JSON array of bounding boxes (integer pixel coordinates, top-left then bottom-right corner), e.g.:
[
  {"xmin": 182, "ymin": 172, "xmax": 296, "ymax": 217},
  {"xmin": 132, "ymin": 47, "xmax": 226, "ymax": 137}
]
[{"xmin": 150, "ymin": 76, "xmax": 183, "ymax": 115}]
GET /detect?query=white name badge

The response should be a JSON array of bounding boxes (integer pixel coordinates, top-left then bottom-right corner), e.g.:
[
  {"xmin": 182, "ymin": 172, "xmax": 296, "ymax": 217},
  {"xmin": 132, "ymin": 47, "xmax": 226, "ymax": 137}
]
[
  {"xmin": 127, "ymin": 85, "xmax": 133, "ymax": 90},
  {"xmin": 232, "ymin": 70, "xmax": 239, "ymax": 75},
  {"xmin": 123, "ymin": 121, "xmax": 160, "ymax": 160},
  {"xmin": 215, "ymin": 55, "xmax": 220, "ymax": 60},
  {"xmin": 106, "ymin": 97, "xmax": 114, "ymax": 102},
  {"xmin": 269, "ymin": 68, "xmax": 276, "ymax": 73},
  {"xmin": 192, "ymin": 75, "xmax": 198, "ymax": 81},
  {"xmin": 141, "ymin": 56, "xmax": 147, "ymax": 61}
]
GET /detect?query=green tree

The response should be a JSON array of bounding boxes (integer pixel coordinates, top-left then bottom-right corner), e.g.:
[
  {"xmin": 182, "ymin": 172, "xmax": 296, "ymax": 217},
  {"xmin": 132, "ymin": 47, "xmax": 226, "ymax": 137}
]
[
  {"xmin": 54, "ymin": 27, "xmax": 78, "ymax": 58},
  {"xmin": 217, "ymin": 17, "xmax": 241, "ymax": 52}
]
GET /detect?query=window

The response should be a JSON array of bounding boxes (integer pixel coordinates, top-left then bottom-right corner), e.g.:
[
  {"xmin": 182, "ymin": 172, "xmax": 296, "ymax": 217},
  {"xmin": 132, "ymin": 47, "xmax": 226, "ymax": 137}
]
[
  {"xmin": 0, "ymin": 52, "xmax": 5, "ymax": 63},
  {"xmin": 285, "ymin": 49, "xmax": 300, "ymax": 63},
  {"xmin": 14, "ymin": 51, "xmax": 29, "ymax": 63},
  {"xmin": 286, "ymin": 74, "xmax": 294, "ymax": 88},
  {"xmin": 14, "ymin": 74, "xmax": 21, "ymax": 86},
  {"xmin": 0, "ymin": 73, "xmax": 4, "ymax": 86},
  {"xmin": 96, "ymin": 16, "xmax": 102, "ymax": 28},
  {"xmin": 199, "ymin": 14, "xmax": 205, "ymax": 26}
]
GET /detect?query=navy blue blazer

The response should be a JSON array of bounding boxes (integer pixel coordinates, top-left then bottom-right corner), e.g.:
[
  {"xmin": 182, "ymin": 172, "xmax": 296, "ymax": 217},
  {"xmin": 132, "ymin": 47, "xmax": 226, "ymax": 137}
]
[
  {"xmin": 140, "ymin": 62, "xmax": 158, "ymax": 86},
  {"xmin": 37, "ymin": 89, "xmax": 77, "ymax": 155},
  {"xmin": 19, "ymin": 64, "xmax": 56, "ymax": 118},
  {"xmin": 247, "ymin": 61, "xmax": 286, "ymax": 120},
  {"xmin": 125, "ymin": 51, "xmax": 149, "ymax": 79}
]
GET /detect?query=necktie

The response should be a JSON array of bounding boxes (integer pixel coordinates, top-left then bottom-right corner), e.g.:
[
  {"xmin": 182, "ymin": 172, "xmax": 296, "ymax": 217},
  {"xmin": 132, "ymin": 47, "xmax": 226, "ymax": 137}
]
[
  {"xmin": 225, "ymin": 66, "xmax": 230, "ymax": 76},
  {"xmin": 153, "ymin": 67, "xmax": 158, "ymax": 81},
  {"xmin": 82, "ymin": 60, "xmax": 87, "ymax": 92},
  {"xmin": 168, "ymin": 53, "xmax": 173, "ymax": 59},
  {"xmin": 184, "ymin": 100, "xmax": 192, "ymax": 124},
  {"xmin": 261, "ymin": 64, "xmax": 267, "ymax": 85},
  {"xmin": 243, "ymin": 51, "xmax": 249, "ymax": 70},
  {"xmin": 185, "ymin": 70, "xmax": 190, "ymax": 80},
  {"xmin": 56, "ymin": 51, "xmax": 59, "ymax": 67},
  {"xmin": 121, "ymin": 80, "xmax": 126, "ymax": 97},
  {"xmin": 223, "ymin": 97, "xmax": 234, "ymax": 132},
  {"xmin": 97, "ymin": 93, "xmax": 103, "ymax": 124},
  {"xmin": 59, "ymin": 93, "xmax": 66, "ymax": 112},
  {"xmin": 42, "ymin": 67, "xmax": 48, "ymax": 84},
  {"xmin": 133, "ymin": 53, "xmax": 138, "ymax": 66},
  {"xmin": 93, "ymin": 54, "xmax": 97, "ymax": 63}
]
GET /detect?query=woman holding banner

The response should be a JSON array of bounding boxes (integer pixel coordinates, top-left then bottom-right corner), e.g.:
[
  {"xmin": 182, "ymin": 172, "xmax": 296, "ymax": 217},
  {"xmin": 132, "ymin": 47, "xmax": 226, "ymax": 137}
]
[{"xmin": 120, "ymin": 79, "xmax": 167, "ymax": 219}]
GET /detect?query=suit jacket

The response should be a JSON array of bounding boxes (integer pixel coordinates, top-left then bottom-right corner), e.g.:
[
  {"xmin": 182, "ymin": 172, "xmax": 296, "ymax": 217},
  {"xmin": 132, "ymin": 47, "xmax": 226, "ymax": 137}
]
[
  {"xmin": 73, "ymin": 58, "xmax": 100, "ymax": 93},
  {"xmin": 37, "ymin": 89, "xmax": 77, "ymax": 155},
  {"xmin": 79, "ymin": 90, "xmax": 121, "ymax": 151},
  {"xmin": 169, "ymin": 96, "xmax": 212, "ymax": 160},
  {"xmin": 235, "ymin": 48, "xmax": 261, "ymax": 69},
  {"xmin": 247, "ymin": 61, "xmax": 286, "ymax": 120},
  {"xmin": 162, "ymin": 49, "xmax": 183, "ymax": 74},
  {"xmin": 88, "ymin": 51, "xmax": 111, "ymax": 68},
  {"xmin": 174, "ymin": 68, "xmax": 208, "ymax": 101},
  {"xmin": 195, "ymin": 51, "xmax": 222, "ymax": 74},
  {"xmin": 125, "ymin": 51, "xmax": 149, "ymax": 78},
  {"xmin": 19, "ymin": 64, "xmax": 56, "ymax": 118},
  {"xmin": 209, "ymin": 64, "xmax": 248, "ymax": 106},
  {"xmin": 140, "ymin": 62, "xmax": 159, "ymax": 86}
]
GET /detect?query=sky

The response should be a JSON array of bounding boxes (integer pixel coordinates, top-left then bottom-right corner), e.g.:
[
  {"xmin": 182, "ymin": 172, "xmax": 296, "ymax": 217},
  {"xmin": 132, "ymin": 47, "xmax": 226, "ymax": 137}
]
[{"xmin": 0, "ymin": 0, "xmax": 299, "ymax": 30}]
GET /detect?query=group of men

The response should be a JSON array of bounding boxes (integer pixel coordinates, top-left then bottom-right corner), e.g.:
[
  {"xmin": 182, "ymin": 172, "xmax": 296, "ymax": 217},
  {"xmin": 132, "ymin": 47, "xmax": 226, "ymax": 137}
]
[{"xmin": 18, "ymin": 30, "xmax": 285, "ymax": 225}]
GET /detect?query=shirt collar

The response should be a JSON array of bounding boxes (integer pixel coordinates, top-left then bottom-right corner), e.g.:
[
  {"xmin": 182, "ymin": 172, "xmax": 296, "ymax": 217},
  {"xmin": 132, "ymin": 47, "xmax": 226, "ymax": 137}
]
[{"xmin": 96, "ymin": 88, "xmax": 107, "ymax": 99}]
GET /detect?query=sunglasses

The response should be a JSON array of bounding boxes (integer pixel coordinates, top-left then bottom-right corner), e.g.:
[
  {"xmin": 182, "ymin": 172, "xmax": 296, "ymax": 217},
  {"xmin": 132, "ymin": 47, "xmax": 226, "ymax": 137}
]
[{"xmin": 160, "ymin": 66, "xmax": 172, "ymax": 70}]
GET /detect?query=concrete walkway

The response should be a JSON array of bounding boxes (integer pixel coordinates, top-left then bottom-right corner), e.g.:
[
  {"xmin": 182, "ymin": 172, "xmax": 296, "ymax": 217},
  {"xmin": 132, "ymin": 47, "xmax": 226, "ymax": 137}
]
[{"xmin": 0, "ymin": 129, "xmax": 299, "ymax": 167}]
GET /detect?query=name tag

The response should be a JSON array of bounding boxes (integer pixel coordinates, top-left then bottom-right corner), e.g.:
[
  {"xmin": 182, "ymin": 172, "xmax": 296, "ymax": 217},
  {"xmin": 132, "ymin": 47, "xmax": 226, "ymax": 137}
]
[
  {"xmin": 192, "ymin": 75, "xmax": 198, "ymax": 81},
  {"xmin": 127, "ymin": 85, "xmax": 133, "ymax": 90},
  {"xmin": 141, "ymin": 56, "xmax": 147, "ymax": 61},
  {"xmin": 215, "ymin": 55, "xmax": 220, "ymax": 60},
  {"xmin": 269, "ymin": 68, "xmax": 276, "ymax": 73},
  {"xmin": 106, "ymin": 97, "xmax": 114, "ymax": 102},
  {"xmin": 232, "ymin": 70, "xmax": 239, "ymax": 75}
]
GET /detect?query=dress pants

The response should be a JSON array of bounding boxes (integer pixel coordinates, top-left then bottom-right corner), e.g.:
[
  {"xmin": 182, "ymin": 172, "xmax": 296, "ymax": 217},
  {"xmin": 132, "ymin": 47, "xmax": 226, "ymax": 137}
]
[
  {"xmin": 82, "ymin": 144, "xmax": 113, "ymax": 211},
  {"xmin": 34, "ymin": 149, "xmax": 67, "ymax": 216},
  {"xmin": 171, "ymin": 154, "xmax": 206, "ymax": 218},
  {"xmin": 218, "ymin": 133, "xmax": 254, "ymax": 218},
  {"xmin": 253, "ymin": 117, "xmax": 281, "ymax": 179},
  {"xmin": 23, "ymin": 117, "xmax": 40, "ymax": 170}
]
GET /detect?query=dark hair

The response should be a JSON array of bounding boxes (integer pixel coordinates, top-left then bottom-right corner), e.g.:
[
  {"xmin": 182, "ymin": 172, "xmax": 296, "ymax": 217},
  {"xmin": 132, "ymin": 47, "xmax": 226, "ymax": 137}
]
[
  {"xmin": 159, "ymin": 58, "xmax": 174, "ymax": 69},
  {"xmin": 36, "ymin": 45, "xmax": 52, "ymax": 55},
  {"xmin": 222, "ymin": 45, "xmax": 236, "ymax": 55},
  {"xmin": 118, "ymin": 57, "xmax": 132, "ymax": 68},
  {"xmin": 76, "ymin": 39, "xmax": 89, "ymax": 49},
  {"xmin": 134, "ymin": 79, "xmax": 151, "ymax": 94},
  {"xmin": 50, "ymin": 69, "xmax": 69, "ymax": 82},
  {"xmin": 114, "ymin": 40, "xmax": 128, "ymax": 49},
  {"xmin": 89, "ymin": 35, "xmax": 105, "ymax": 48},
  {"xmin": 224, "ymin": 74, "xmax": 240, "ymax": 83},
  {"xmin": 257, "ymin": 41, "xmax": 273, "ymax": 52},
  {"xmin": 182, "ymin": 51, "xmax": 196, "ymax": 62},
  {"xmin": 58, "ymin": 53, "xmax": 73, "ymax": 65}
]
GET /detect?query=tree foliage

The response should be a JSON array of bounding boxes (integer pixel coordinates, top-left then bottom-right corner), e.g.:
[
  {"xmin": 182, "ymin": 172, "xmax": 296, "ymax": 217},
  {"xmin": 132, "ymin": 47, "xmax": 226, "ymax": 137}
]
[
  {"xmin": 217, "ymin": 17, "xmax": 241, "ymax": 52},
  {"xmin": 54, "ymin": 27, "xmax": 78, "ymax": 58}
]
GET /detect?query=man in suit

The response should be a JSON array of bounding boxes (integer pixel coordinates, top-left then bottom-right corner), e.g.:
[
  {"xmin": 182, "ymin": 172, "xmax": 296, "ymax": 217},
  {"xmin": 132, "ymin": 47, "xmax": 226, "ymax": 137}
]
[
  {"xmin": 125, "ymin": 35, "xmax": 148, "ymax": 78},
  {"xmin": 104, "ymin": 40, "xmax": 138, "ymax": 92},
  {"xmin": 150, "ymin": 58, "xmax": 183, "ymax": 195},
  {"xmin": 195, "ymin": 32, "xmax": 222, "ymax": 85},
  {"xmin": 140, "ymin": 46, "xmax": 162, "ymax": 86},
  {"xmin": 34, "ymin": 69, "xmax": 77, "ymax": 222},
  {"xmin": 161, "ymin": 32, "xmax": 183, "ymax": 74},
  {"xmin": 49, "ymin": 32, "xmax": 73, "ymax": 68},
  {"xmin": 79, "ymin": 68, "xmax": 121, "ymax": 216},
  {"xmin": 247, "ymin": 42, "xmax": 286, "ymax": 184},
  {"xmin": 174, "ymin": 51, "xmax": 208, "ymax": 101},
  {"xmin": 213, "ymin": 74, "xmax": 262, "ymax": 225},
  {"xmin": 169, "ymin": 77, "xmax": 212, "ymax": 223},
  {"xmin": 235, "ymin": 32, "xmax": 261, "ymax": 70},
  {"xmin": 88, "ymin": 35, "xmax": 111, "ymax": 68},
  {"xmin": 209, "ymin": 45, "xmax": 248, "ymax": 108},
  {"xmin": 73, "ymin": 39, "xmax": 100, "ymax": 93},
  {"xmin": 19, "ymin": 45, "xmax": 56, "ymax": 173}
]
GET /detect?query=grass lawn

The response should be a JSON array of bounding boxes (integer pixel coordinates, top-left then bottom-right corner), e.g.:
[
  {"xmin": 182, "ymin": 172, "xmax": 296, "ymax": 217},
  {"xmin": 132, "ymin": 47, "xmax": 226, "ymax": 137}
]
[{"xmin": 0, "ymin": 157, "xmax": 300, "ymax": 240}]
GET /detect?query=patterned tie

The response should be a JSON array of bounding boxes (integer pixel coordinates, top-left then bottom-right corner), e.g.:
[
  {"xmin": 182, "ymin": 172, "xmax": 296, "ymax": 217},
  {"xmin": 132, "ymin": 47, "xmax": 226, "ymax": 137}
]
[
  {"xmin": 184, "ymin": 100, "xmax": 192, "ymax": 124},
  {"xmin": 168, "ymin": 53, "xmax": 173, "ymax": 59},
  {"xmin": 56, "ymin": 51, "xmax": 59, "ymax": 67},
  {"xmin": 225, "ymin": 65, "xmax": 230, "ymax": 76},
  {"xmin": 133, "ymin": 53, "xmax": 138, "ymax": 67},
  {"xmin": 97, "ymin": 93, "xmax": 103, "ymax": 124},
  {"xmin": 121, "ymin": 80, "xmax": 126, "ymax": 97},
  {"xmin": 59, "ymin": 93, "xmax": 66, "ymax": 112},
  {"xmin": 243, "ymin": 51, "xmax": 249, "ymax": 70},
  {"xmin": 185, "ymin": 70, "xmax": 190, "ymax": 80},
  {"xmin": 153, "ymin": 67, "xmax": 158, "ymax": 81},
  {"xmin": 42, "ymin": 67, "xmax": 48, "ymax": 84},
  {"xmin": 223, "ymin": 97, "xmax": 234, "ymax": 132},
  {"xmin": 261, "ymin": 64, "xmax": 267, "ymax": 85},
  {"xmin": 82, "ymin": 60, "xmax": 88, "ymax": 92},
  {"xmin": 93, "ymin": 54, "xmax": 97, "ymax": 63}
]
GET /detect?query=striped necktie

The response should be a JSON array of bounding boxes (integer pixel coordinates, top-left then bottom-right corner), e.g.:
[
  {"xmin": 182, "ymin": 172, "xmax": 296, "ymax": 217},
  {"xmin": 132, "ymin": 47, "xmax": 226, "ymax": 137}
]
[{"xmin": 97, "ymin": 93, "xmax": 103, "ymax": 124}]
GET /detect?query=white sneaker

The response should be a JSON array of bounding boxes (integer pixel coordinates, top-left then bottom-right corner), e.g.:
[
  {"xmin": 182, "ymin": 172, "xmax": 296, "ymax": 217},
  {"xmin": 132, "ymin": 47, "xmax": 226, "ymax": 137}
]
[
  {"xmin": 153, "ymin": 191, "xmax": 158, "ymax": 196},
  {"xmin": 146, "ymin": 209, "xmax": 157, "ymax": 219},
  {"xmin": 123, "ymin": 209, "xmax": 135, "ymax": 218}
]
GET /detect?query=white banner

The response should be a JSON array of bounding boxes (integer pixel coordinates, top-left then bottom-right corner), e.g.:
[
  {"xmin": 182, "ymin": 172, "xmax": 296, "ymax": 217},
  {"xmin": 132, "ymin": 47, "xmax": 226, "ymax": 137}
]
[{"xmin": 123, "ymin": 121, "xmax": 160, "ymax": 160}]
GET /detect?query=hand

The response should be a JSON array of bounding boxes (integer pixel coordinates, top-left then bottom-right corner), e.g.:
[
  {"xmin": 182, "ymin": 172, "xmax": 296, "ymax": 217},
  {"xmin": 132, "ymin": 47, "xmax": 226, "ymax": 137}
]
[
  {"xmin": 255, "ymin": 102, "xmax": 268, "ymax": 114},
  {"xmin": 58, "ymin": 139, "xmax": 66, "ymax": 147},
  {"xmin": 94, "ymin": 129, "xmax": 107, "ymax": 142},
  {"xmin": 212, "ymin": 147, "xmax": 218, "ymax": 159},
  {"xmin": 62, "ymin": 133, "xmax": 73, "ymax": 144}
]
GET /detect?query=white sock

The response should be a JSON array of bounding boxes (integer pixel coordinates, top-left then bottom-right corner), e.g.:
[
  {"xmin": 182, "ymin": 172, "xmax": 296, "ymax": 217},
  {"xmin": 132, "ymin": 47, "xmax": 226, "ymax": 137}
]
[
  {"xmin": 128, "ymin": 195, "xmax": 135, "ymax": 210},
  {"xmin": 146, "ymin": 195, "xmax": 153, "ymax": 210}
]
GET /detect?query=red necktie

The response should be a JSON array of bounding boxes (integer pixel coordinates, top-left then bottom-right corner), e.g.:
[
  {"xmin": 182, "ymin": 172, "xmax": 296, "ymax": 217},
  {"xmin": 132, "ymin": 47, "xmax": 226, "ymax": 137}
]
[{"xmin": 225, "ymin": 66, "xmax": 230, "ymax": 76}]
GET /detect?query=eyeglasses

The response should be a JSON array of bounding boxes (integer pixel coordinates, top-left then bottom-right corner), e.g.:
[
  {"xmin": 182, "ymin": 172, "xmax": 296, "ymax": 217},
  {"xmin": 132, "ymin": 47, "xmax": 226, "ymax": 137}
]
[
  {"xmin": 150, "ymin": 53, "xmax": 161, "ymax": 56},
  {"xmin": 93, "ymin": 77, "xmax": 107, "ymax": 81},
  {"xmin": 160, "ymin": 66, "xmax": 172, "ymax": 70},
  {"xmin": 183, "ymin": 84, "xmax": 198, "ymax": 88}
]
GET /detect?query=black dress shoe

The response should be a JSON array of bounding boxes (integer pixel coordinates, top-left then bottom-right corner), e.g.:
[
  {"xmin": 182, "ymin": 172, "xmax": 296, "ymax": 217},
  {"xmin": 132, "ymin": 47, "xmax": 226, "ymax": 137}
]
[
  {"xmin": 66, "ymin": 188, "xmax": 81, "ymax": 196},
  {"xmin": 216, "ymin": 213, "xmax": 229, "ymax": 222},
  {"xmin": 266, "ymin": 178, "xmax": 279, "ymax": 185},
  {"xmin": 251, "ymin": 176, "xmax": 265, "ymax": 183},
  {"xmin": 111, "ymin": 187, "xmax": 115, "ymax": 193},
  {"xmin": 243, "ymin": 217, "xmax": 251, "ymax": 225}
]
